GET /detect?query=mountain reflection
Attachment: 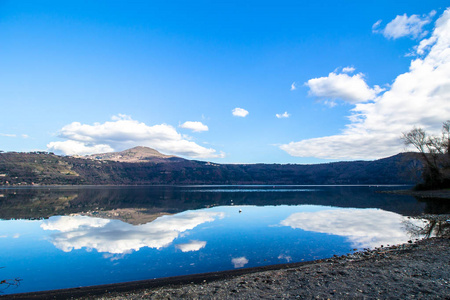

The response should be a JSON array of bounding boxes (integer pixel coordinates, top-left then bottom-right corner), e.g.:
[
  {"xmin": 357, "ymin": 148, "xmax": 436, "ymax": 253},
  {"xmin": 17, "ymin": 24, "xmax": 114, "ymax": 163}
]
[
  {"xmin": 41, "ymin": 211, "xmax": 224, "ymax": 254},
  {"xmin": 0, "ymin": 185, "xmax": 428, "ymax": 221},
  {"xmin": 280, "ymin": 209, "xmax": 427, "ymax": 249}
]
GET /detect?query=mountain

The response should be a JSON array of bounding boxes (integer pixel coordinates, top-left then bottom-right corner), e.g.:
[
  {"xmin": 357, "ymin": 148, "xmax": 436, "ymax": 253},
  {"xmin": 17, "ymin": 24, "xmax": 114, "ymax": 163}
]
[
  {"xmin": 85, "ymin": 146, "xmax": 184, "ymax": 163},
  {"xmin": 0, "ymin": 148, "xmax": 423, "ymax": 186}
]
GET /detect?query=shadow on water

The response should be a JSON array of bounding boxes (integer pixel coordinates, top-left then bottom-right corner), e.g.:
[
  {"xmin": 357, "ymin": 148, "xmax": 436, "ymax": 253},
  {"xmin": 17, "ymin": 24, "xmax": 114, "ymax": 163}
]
[
  {"xmin": 0, "ymin": 186, "xmax": 428, "ymax": 220},
  {"xmin": 416, "ymin": 197, "xmax": 450, "ymax": 215}
]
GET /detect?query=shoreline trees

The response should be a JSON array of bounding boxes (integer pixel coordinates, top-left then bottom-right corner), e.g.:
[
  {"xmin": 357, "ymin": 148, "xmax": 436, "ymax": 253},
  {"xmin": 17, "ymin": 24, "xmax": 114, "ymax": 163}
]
[{"xmin": 402, "ymin": 121, "xmax": 450, "ymax": 190}]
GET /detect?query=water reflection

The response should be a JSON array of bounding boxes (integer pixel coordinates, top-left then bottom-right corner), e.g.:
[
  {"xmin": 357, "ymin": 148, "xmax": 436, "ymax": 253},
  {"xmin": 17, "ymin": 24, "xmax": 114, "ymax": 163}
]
[
  {"xmin": 2, "ymin": 185, "xmax": 447, "ymax": 296},
  {"xmin": 0, "ymin": 201, "xmax": 436, "ymax": 295},
  {"xmin": 418, "ymin": 197, "xmax": 450, "ymax": 215},
  {"xmin": 232, "ymin": 257, "xmax": 249, "ymax": 268},
  {"xmin": 0, "ymin": 185, "xmax": 427, "ymax": 221},
  {"xmin": 175, "ymin": 240, "xmax": 207, "ymax": 252},
  {"xmin": 277, "ymin": 254, "xmax": 292, "ymax": 262},
  {"xmin": 41, "ymin": 211, "xmax": 224, "ymax": 254},
  {"xmin": 410, "ymin": 218, "xmax": 450, "ymax": 238},
  {"xmin": 186, "ymin": 188, "xmax": 318, "ymax": 192},
  {"xmin": 280, "ymin": 208, "xmax": 427, "ymax": 249},
  {"xmin": 39, "ymin": 205, "xmax": 427, "ymax": 256}
]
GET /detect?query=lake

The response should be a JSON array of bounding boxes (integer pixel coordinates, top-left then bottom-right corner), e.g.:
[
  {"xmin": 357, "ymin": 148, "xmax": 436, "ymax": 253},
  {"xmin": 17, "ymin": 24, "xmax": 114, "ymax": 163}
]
[{"xmin": 0, "ymin": 185, "xmax": 446, "ymax": 295}]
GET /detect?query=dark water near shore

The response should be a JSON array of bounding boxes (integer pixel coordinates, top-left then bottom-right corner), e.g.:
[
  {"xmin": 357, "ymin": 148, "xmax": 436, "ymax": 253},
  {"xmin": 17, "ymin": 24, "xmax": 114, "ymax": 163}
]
[{"xmin": 0, "ymin": 185, "xmax": 443, "ymax": 295}]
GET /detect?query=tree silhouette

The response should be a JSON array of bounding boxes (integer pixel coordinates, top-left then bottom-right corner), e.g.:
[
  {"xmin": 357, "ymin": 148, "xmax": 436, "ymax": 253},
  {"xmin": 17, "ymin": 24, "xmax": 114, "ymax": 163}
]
[{"xmin": 402, "ymin": 121, "xmax": 450, "ymax": 190}]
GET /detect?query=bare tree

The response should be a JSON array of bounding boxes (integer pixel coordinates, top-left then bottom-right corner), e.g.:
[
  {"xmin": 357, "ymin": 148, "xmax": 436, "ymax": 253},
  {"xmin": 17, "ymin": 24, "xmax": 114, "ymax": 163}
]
[{"xmin": 402, "ymin": 121, "xmax": 450, "ymax": 190}]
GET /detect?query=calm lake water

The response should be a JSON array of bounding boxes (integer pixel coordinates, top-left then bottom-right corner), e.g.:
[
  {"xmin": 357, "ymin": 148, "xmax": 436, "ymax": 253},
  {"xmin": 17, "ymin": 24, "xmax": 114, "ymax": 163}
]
[{"xmin": 0, "ymin": 185, "xmax": 446, "ymax": 295}]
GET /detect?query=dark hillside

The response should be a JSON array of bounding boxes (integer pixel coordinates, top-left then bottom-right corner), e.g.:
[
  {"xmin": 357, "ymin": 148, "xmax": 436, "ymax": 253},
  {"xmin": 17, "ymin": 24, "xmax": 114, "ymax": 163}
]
[{"xmin": 0, "ymin": 151, "xmax": 422, "ymax": 186}]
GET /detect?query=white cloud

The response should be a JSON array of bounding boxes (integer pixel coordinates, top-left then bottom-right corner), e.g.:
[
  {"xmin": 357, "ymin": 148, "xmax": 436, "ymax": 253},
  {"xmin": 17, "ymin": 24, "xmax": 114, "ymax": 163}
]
[
  {"xmin": 415, "ymin": 35, "xmax": 438, "ymax": 55},
  {"xmin": 342, "ymin": 66, "xmax": 355, "ymax": 73},
  {"xmin": 0, "ymin": 133, "xmax": 29, "ymax": 139},
  {"xmin": 47, "ymin": 115, "xmax": 221, "ymax": 158},
  {"xmin": 281, "ymin": 9, "xmax": 450, "ymax": 160},
  {"xmin": 179, "ymin": 121, "xmax": 209, "ymax": 132},
  {"xmin": 47, "ymin": 140, "xmax": 114, "ymax": 156},
  {"xmin": 374, "ymin": 11, "xmax": 435, "ymax": 39},
  {"xmin": 41, "ymin": 211, "xmax": 224, "ymax": 254},
  {"xmin": 305, "ymin": 71, "xmax": 384, "ymax": 104},
  {"xmin": 232, "ymin": 107, "xmax": 249, "ymax": 117},
  {"xmin": 0, "ymin": 133, "xmax": 16, "ymax": 137},
  {"xmin": 372, "ymin": 19, "xmax": 382, "ymax": 31},
  {"xmin": 276, "ymin": 112, "xmax": 290, "ymax": 118},
  {"xmin": 323, "ymin": 100, "xmax": 338, "ymax": 108},
  {"xmin": 280, "ymin": 133, "xmax": 402, "ymax": 160},
  {"xmin": 290, "ymin": 82, "xmax": 297, "ymax": 91},
  {"xmin": 175, "ymin": 240, "xmax": 207, "ymax": 252},
  {"xmin": 111, "ymin": 113, "xmax": 132, "ymax": 121},
  {"xmin": 280, "ymin": 209, "xmax": 426, "ymax": 249},
  {"xmin": 231, "ymin": 256, "xmax": 248, "ymax": 268}
]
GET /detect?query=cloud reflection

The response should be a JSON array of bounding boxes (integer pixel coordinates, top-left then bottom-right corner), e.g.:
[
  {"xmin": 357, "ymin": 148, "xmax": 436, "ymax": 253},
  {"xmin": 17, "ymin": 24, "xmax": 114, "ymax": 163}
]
[
  {"xmin": 278, "ymin": 254, "xmax": 292, "ymax": 262},
  {"xmin": 41, "ymin": 211, "xmax": 224, "ymax": 254},
  {"xmin": 231, "ymin": 256, "xmax": 248, "ymax": 268},
  {"xmin": 175, "ymin": 240, "xmax": 207, "ymax": 252},
  {"xmin": 280, "ymin": 209, "xmax": 426, "ymax": 249}
]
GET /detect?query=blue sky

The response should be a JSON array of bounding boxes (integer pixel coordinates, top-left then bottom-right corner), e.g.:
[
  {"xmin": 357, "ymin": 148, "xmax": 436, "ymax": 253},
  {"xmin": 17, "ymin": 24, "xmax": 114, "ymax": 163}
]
[{"xmin": 1, "ymin": 1, "xmax": 450, "ymax": 163}]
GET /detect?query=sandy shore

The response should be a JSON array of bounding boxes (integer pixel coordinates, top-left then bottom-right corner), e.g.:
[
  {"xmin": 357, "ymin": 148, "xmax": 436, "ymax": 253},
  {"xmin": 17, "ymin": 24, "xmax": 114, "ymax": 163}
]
[{"xmin": 5, "ymin": 235, "xmax": 450, "ymax": 300}]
